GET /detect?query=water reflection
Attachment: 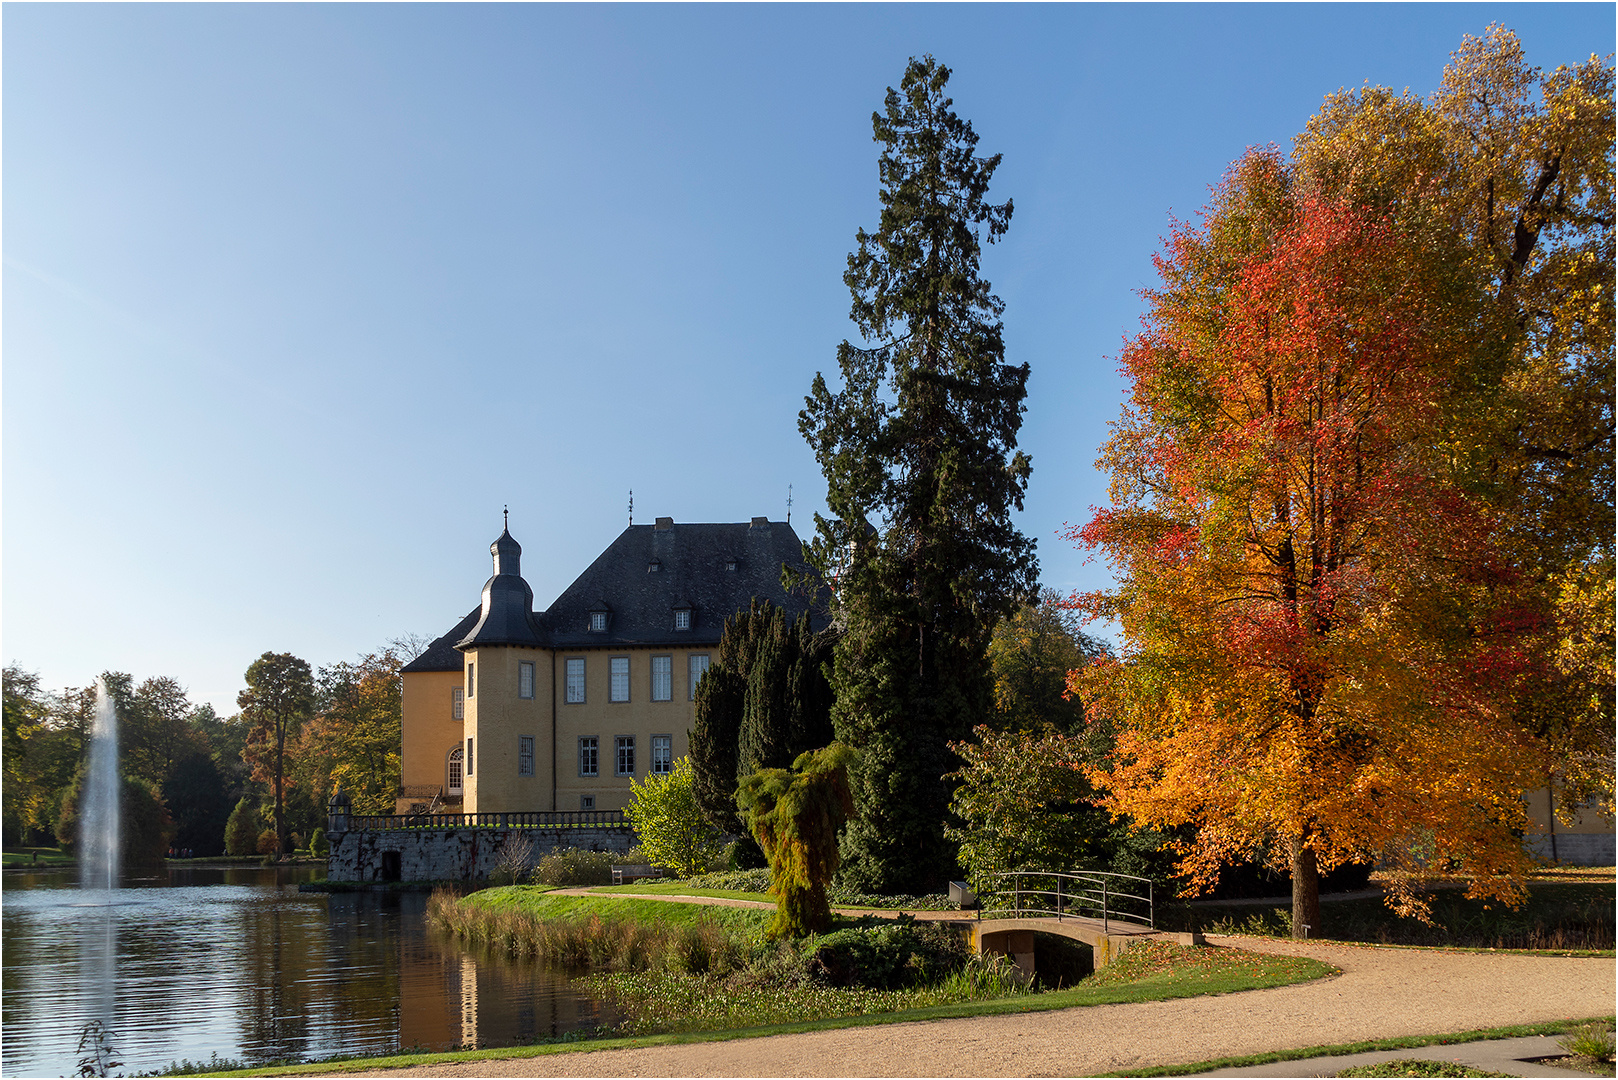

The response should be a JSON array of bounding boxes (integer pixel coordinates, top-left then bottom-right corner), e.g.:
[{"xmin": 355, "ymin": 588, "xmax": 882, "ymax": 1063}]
[{"xmin": 1, "ymin": 865, "xmax": 619, "ymax": 1076}]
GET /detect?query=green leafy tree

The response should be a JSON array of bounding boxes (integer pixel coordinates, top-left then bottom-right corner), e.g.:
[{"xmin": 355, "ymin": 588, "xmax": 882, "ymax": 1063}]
[
  {"xmin": 986, "ymin": 588, "xmax": 1109, "ymax": 733},
  {"xmin": 736, "ymin": 743, "xmax": 858, "ymax": 937},
  {"xmin": 800, "ymin": 56, "xmax": 1037, "ymax": 893},
  {"xmin": 224, "ymin": 795, "xmax": 264, "ymax": 856},
  {"xmin": 944, "ymin": 725, "xmax": 1112, "ymax": 885},
  {"xmin": 623, "ymin": 757, "xmax": 722, "ymax": 878},
  {"xmin": 56, "ymin": 771, "xmax": 174, "ymax": 865},
  {"xmin": 238, "ymin": 653, "xmax": 313, "ymax": 855},
  {"xmin": 3, "ymin": 666, "xmax": 55, "ymax": 845}
]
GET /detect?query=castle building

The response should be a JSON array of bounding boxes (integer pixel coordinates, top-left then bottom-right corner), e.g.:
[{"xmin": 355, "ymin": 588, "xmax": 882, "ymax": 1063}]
[{"xmin": 397, "ymin": 516, "xmax": 825, "ymax": 815}]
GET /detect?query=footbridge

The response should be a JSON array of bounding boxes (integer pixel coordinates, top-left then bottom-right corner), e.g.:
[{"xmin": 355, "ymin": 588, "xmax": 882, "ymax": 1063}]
[{"xmin": 960, "ymin": 870, "xmax": 1191, "ymax": 973}]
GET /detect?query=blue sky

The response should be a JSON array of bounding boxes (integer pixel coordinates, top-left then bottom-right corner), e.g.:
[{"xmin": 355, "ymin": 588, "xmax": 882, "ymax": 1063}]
[{"xmin": 4, "ymin": 4, "xmax": 1611, "ymax": 714}]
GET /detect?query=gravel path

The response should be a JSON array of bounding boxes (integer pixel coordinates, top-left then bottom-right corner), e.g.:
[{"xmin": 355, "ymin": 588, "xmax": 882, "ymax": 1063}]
[{"xmin": 348, "ymin": 935, "xmax": 1614, "ymax": 1077}]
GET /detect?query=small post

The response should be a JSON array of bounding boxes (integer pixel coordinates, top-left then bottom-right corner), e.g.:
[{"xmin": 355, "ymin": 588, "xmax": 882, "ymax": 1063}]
[
  {"xmin": 1057, "ymin": 875, "xmax": 1063, "ymax": 922},
  {"xmin": 1103, "ymin": 878, "xmax": 1109, "ymax": 934}
]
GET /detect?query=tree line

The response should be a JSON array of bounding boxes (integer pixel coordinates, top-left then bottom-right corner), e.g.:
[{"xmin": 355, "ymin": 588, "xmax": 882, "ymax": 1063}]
[{"xmin": 2, "ymin": 638, "xmax": 422, "ymax": 861}]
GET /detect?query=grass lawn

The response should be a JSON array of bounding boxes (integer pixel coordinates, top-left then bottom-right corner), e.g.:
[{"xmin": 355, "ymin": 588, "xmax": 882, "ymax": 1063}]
[
  {"xmin": 587, "ymin": 882, "xmax": 775, "ymax": 903},
  {"xmin": 466, "ymin": 885, "xmax": 776, "ymax": 932},
  {"xmin": 1, "ymin": 846, "xmax": 73, "ymax": 867}
]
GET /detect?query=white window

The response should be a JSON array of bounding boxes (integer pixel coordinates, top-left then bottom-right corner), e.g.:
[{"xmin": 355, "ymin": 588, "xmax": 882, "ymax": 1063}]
[
  {"xmin": 688, "ymin": 654, "xmax": 710, "ymax": 700},
  {"xmin": 467, "ymin": 663, "xmax": 475, "ymax": 698},
  {"xmin": 590, "ymin": 611, "xmax": 608, "ymax": 633},
  {"xmin": 610, "ymin": 656, "xmax": 630, "ymax": 702},
  {"xmin": 580, "ymin": 794, "xmax": 595, "ymax": 811},
  {"xmin": 519, "ymin": 661, "xmax": 535, "ymax": 699},
  {"xmin": 652, "ymin": 734, "xmax": 672, "ymax": 776},
  {"xmin": 518, "ymin": 735, "xmax": 534, "ymax": 777},
  {"xmin": 651, "ymin": 655, "xmax": 672, "ymax": 701},
  {"xmin": 447, "ymin": 746, "xmax": 464, "ymax": 794},
  {"xmin": 674, "ymin": 608, "xmax": 692, "ymax": 631},
  {"xmin": 616, "ymin": 735, "xmax": 635, "ymax": 776},
  {"xmin": 579, "ymin": 737, "xmax": 598, "ymax": 777},
  {"xmin": 565, "ymin": 658, "xmax": 585, "ymax": 703},
  {"xmin": 452, "ymin": 687, "xmax": 464, "ymax": 720},
  {"xmin": 466, "ymin": 738, "xmax": 474, "ymax": 776}
]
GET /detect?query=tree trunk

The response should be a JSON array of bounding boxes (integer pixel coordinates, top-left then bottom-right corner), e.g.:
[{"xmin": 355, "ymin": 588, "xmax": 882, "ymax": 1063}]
[{"xmin": 1290, "ymin": 836, "xmax": 1320, "ymax": 938}]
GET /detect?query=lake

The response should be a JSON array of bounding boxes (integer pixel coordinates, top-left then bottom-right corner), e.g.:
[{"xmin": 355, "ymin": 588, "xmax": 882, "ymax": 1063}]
[{"xmin": 0, "ymin": 864, "xmax": 620, "ymax": 1077}]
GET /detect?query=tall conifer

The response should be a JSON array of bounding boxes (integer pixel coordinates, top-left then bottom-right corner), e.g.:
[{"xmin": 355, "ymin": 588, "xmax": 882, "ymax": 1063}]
[{"xmin": 800, "ymin": 56, "xmax": 1037, "ymax": 893}]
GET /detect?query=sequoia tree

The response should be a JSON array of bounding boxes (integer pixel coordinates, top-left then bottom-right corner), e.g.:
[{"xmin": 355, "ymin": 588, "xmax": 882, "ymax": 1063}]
[{"xmin": 800, "ymin": 56, "xmax": 1037, "ymax": 893}]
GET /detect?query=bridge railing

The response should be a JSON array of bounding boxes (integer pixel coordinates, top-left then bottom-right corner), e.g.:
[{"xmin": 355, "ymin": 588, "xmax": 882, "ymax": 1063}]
[
  {"xmin": 337, "ymin": 810, "xmax": 630, "ymax": 831},
  {"xmin": 974, "ymin": 870, "xmax": 1154, "ymax": 933}
]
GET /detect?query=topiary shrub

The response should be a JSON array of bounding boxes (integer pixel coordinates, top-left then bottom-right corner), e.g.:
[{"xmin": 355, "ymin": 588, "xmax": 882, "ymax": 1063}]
[
  {"xmin": 308, "ymin": 827, "xmax": 328, "ymax": 857},
  {"xmin": 736, "ymin": 743, "xmax": 857, "ymax": 937}
]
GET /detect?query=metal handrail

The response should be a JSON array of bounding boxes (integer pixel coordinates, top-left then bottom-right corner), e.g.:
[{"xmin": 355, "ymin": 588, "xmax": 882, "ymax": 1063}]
[
  {"xmin": 336, "ymin": 809, "xmax": 631, "ymax": 831},
  {"xmin": 973, "ymin": 870, "xmax": 1154, "ymax": 932}
]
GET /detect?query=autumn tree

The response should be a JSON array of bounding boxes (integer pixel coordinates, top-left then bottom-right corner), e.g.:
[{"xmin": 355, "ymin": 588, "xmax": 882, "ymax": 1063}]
[
  {"xmin": 293, "ymin": 649, "xmax": 406, "ymax": 816},
  {"xmin": 736, "ymin": 743, "xmax": 858, "ymax": 937},
  {"xmin": 239, "ymin": 652, "xmax": 313, "ymax": 855},
  {"xmin": 800, "ymin": 56, "xmax": 1037, "ymax": 894},
  {"xmin": 1290, "ymin": 26, "xmax": 1615, "ymax": 819},
  {"xmin": 1077, "ymin": 146, "xmax": 1559, "ymax": 933}
]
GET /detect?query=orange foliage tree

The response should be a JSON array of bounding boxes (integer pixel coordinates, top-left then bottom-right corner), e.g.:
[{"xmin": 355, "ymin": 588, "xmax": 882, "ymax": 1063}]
[{"xmin": 1073, "ymin": 153, "xmax": 1550, "ymax": 934}]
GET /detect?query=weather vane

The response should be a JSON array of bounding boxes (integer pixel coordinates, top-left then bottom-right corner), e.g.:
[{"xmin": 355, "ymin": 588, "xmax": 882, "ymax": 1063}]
[
  {"xmin": 503, "ymin": 504, "xmax": 508, "ymax": 531},
  {"xmin": 787, "ymin": 483, "xmax": 793, "ymax": 524},
  {"xmin": 628, "ymin": 489, "xmax": 634, "ymax": 527}
]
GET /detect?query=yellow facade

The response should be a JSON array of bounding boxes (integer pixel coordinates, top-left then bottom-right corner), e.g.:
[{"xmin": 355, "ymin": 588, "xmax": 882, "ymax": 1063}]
[
  {"xmin": 460, "ymin": 646, "xmax": 552, "ymax": 814},
  {"xmin": 397, "ymin": 669, "xmax": 466, "ymax": 813}
]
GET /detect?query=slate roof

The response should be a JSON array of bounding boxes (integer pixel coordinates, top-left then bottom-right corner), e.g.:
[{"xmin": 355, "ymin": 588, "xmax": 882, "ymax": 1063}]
[
  {"xmin": 402, "ymin": 519, "xmax": 828, "ymax": 670},
  {"xmin": 401, "ymin": 607, "xmax": 481, "ymax": 673}
]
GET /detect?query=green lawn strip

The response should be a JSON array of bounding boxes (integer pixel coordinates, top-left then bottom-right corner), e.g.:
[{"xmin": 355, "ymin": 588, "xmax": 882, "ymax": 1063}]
[
  {"xmin": 464, "ymin": 886, "xmax": 774, "ymax": 932},
  {"xmin": 586, "ymin": 883, "xmax": 776, "ymax": 903},
  {"xmin": 216, "ymin": 945, "xmax": 1335, "ymax": 1077},
  {"xmin": 1099, "ymin": 1016, "xmax": 1617, "ymax": 1077}
]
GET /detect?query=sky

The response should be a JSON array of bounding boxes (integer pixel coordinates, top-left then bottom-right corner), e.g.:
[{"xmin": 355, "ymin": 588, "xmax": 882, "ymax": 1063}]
[{"xmin": 4, "ymin": 3, "xmax": 1611, "ymax": 716}]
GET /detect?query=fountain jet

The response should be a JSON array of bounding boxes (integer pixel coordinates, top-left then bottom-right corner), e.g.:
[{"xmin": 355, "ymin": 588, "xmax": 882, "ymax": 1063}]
[{"xmin": 80, "ymin": 677, "xmax": 120, "ymax": 893}]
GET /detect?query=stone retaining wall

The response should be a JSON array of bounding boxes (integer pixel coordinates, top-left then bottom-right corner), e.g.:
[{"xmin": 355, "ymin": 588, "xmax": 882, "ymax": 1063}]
[{"xmin": 326, "ymin": 825, "xmax": 635, "ymax": 883}]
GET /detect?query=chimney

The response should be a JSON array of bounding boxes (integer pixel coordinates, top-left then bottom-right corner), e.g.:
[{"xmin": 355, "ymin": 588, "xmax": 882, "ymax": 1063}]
[
  {"xmin": 750, "ymin": 517, "xmax": 769, "ymax": 529},
  {"xmin": 655, "ymin": 516, "xmax": 674, "ymax": 531}
]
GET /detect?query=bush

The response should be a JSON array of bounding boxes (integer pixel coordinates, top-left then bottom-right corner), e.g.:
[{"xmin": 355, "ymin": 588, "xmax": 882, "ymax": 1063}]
[
  {"xmin": 308, "ymin": 828, "xmax": 328, "ymax": 857},
  {"xmin": 255, "ymin": 829, "xmax": 279, "ymax": 856},
  {"xmin": 530, "ymin": 847, "xmax": 614, "ymax": 887},
  {"xmin": 805, "ymin": 917, "xmax": 968, "ymax": 989},
  {"xmin": 1560, "ymin": 1021, "xmax": 1616, "ymax": 1063}
]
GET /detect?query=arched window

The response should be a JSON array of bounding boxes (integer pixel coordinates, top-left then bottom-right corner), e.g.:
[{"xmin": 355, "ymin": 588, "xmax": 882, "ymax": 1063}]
[{"xmin": 447, "ymin": 746, "xmax": 464, "ymax": 795}]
